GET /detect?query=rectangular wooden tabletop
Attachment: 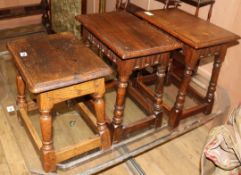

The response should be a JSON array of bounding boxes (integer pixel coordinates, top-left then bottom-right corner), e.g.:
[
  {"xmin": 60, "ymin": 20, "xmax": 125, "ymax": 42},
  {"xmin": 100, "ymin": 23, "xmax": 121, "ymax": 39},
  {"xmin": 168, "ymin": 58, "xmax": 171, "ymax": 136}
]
[
  {"xmin": 7, "ymin": 32, "xmax": 112, "ymax": 93},
  {"xmin": 137, "ymin": 9, "xmax": 240, "ymax": 49},
  {"xmin": 76, "ymin": 11, "xmax": 182, "ymax": 59}
]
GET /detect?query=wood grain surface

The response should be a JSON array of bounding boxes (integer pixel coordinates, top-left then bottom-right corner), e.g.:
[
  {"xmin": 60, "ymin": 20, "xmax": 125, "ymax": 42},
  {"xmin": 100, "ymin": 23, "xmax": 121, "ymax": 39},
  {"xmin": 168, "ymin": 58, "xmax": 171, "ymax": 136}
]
[
  {"xmin": 76, "ymin": 11, "xmax": 181, "ymax": 59},
  {"xmin": 137, "ymin": 8, "xmax": 240, "ymax": 48},
  {"xmin": 7, "ymin": 32, "xmax": 112, "ymax": 93}
]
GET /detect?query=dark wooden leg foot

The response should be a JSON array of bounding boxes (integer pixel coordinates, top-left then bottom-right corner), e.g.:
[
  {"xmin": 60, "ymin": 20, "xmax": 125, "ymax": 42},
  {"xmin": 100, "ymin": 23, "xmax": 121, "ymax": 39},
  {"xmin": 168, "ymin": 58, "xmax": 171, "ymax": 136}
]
[
  {"xmin": 39, "ymin": 102, "xmax": 56, "ymax": 172},
  {"xmin": 111, "ymin": 61, "xmax": 134, "ymax": 142},
  {"xmin": 204, "ymin": 53, "xmax": 224, "ymax": 115},
  {"xmin": 169, "ymin": 66, "xmax": 193, "ymax": 128},
  {"xmin": 165, "ymin": 56, "xmax": 173, "ymax": 86},
  {"xmin": 153, "ymin": 64, "xmax": 166, "ymax": 128},
  {"xmin": 92, "ymin": 88, "xmax": 111, "ymax": 149},
  {"xmin": 112, "ymin": 79, "xmax": 129, "ymax": 143},
  {"xmin": 16, "ymin": 75, "xmax": 27, "ymax": 125}
]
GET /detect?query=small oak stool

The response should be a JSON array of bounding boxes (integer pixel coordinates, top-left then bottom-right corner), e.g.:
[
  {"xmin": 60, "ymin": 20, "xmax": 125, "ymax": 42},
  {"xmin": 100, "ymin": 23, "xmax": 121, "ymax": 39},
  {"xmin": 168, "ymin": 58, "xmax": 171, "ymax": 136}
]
[
  {"xmin": 137, "ymin": 9, "xmax": 240, "ymax": 128},
  {"xmin": 76, "ymin": 12, "xmax": 182, "ymax": 143},
  {"xmin": 7, "ymin": 32, "xmax": 112, "ymax": 172}
]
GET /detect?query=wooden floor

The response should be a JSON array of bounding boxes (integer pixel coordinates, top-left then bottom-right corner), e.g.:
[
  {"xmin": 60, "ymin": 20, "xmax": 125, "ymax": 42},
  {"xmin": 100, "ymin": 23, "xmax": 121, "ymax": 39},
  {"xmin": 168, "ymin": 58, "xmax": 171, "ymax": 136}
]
[{"xmin": 0, "ymin": 25, "xmax": 211, "ymax": 175}]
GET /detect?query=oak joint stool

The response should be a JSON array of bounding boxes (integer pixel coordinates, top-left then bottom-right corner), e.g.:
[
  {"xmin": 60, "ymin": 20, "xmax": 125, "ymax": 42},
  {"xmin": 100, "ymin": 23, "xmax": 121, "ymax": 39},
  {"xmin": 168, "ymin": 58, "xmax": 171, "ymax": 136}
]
[
  {"xmin": 76, "ymin": 11, "xmax": 182, "ymax": 143},
  {"xmin": 7, "ymin": 32, "xmax": 112, "ymax": 172},
  {"xmin": 137, "ymin": 8, "xmax": 240, "ymax": 128}
]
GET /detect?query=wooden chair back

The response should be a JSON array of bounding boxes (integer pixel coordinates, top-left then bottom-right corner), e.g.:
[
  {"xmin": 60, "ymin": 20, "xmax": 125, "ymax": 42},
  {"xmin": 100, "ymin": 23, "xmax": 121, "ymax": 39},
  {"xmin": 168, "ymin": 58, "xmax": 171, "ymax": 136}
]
[
  {"xmin": 116, "ymin": 0, "xmax": 129, "ymax": 10},
  {"xmin": 156, "ymin": 0, "xmax": 215, "ymax": 21}
]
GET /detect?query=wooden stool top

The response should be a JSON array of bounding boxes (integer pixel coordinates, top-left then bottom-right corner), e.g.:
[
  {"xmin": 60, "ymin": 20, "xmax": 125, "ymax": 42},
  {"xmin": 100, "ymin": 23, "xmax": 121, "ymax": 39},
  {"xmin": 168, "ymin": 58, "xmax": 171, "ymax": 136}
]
[
  {"xmin": 76, "ymin": 11, "xmax": 182, "ymax": 59},
  {"xmin": 7, "ymin": 32, "xmax": 112, "ymax": 93},
  {"xmin": 137, "ymin": 9, "xmax": 240, "ymax": 49}
]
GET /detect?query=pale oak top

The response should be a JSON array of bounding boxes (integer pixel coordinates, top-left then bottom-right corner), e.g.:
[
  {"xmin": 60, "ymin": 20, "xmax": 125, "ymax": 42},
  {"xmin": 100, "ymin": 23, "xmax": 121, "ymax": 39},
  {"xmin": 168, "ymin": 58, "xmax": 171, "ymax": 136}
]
[{"xmin": 7, "ymin": 32, "xmax": 112, "ymax": 93}]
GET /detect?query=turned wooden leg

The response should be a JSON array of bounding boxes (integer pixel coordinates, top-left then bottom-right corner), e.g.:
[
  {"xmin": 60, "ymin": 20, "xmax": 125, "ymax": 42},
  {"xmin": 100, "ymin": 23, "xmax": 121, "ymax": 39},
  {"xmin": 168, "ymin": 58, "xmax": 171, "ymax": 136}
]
[
  {"xmin": 112, "ymin": 72, "xmax": 132, "ymax": 143},
  {"xmin": 16, "ymin": 75, "xmax": 27, "ymax": 125},
  {"xmin": 165, "ymin": 56, "xmax": 173, "ymax": 85},
  {"xmin": 169, "ymin": 66, "xmax": 193, "ymax": 128},
  {"xmin": 204, "ymin": 52, "xmax": 224, "ymax": 115},
  {"xmin": 38, "ymin": 95, "xmax": 56, "ymax": 172},
  {"xmin": 16, "ymin": 75, "xmax": 27, "ymax": 109},
  {"xmin": 153, "ymin": 64, "xmax": 166, "ymax": 128},
  {"xmin": 39, "ymin": 109, "xmax": 56, "ymax": 172},
  {"xmin": 92, "ymin": 91, "xmax": 111, "ymax": 149}
]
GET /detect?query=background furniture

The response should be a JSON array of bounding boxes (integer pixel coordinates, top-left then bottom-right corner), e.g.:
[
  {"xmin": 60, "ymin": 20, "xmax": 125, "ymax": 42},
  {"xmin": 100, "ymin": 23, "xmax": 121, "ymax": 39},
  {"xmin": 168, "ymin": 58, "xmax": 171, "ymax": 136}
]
[
  {"xmin": 116, "ymin": 0, "xmax": 129, "ymax": 9},
  {"xmin": 155, "ymin": 0, "xmax": 216, "ymax": 21},
  {"xmin": 180, "ymin": 0, "xmax": 215, "ymax": 21},
  {"xmin": 155, "ymin": 0, "xmax": 180, "ymax": 8},
  {"xmin": 0, "ymin": 0, "xmax": 50, "ymax": 31},
  {"xmin": 116, "ymin": 0, "xmax": 144, "ymax": 14},
  {"xmin": 7, "ymin": 32, "xmax": 112, "ymax": 172}
]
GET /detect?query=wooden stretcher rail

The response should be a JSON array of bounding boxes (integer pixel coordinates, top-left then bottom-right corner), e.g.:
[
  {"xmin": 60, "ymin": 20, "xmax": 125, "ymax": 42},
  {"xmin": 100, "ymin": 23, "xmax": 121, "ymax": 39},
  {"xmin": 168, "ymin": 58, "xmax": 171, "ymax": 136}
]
[
  {"xmin": 105, "ymin": 80, "xmax": 117, "ymax": 91},
  {"xmin": 137, "ymin": 72, "xmax": 206, "ymax": 104},
  {"xmin": 127, "ymin": 82, "xmax": 153, "ymax": 115},
  {"xmin": 76, "ymin": 102, "xmax": 98, "ymax": 133},
  {"xmin": 170, "ymin": 71, "xmax": 206, "ymax": 102},
  {"xmin": 128, "ymin": 80, "xmax": 173, "ymax": 115},
  {"xmin": 128, "ymin": 71, "xmax": 210, "ymax": 122},
  {"xmin": 27, "ymin": 100, "xmax": 38, "ymax": 112},
  {"xmin": 181, "ymin": 103, "xmax": 208, "ymax": 119},
  {"xmin": 20, "ymin": 97, "xmax": 104, "ymax": 164},
  {"xmin": 19, "ymin": 109, "xmax": 42, "ymax": 150},
  {"xmin": 134, "ymin": 80, "xmax": 156, "ymax": 102},
  {"xmin": 123, "ymin": 115, "xmax": 156, "ymax": 136},
  {"xmin": 56, "ymin": 136, "xmax": 101, "ymax": 163}
]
